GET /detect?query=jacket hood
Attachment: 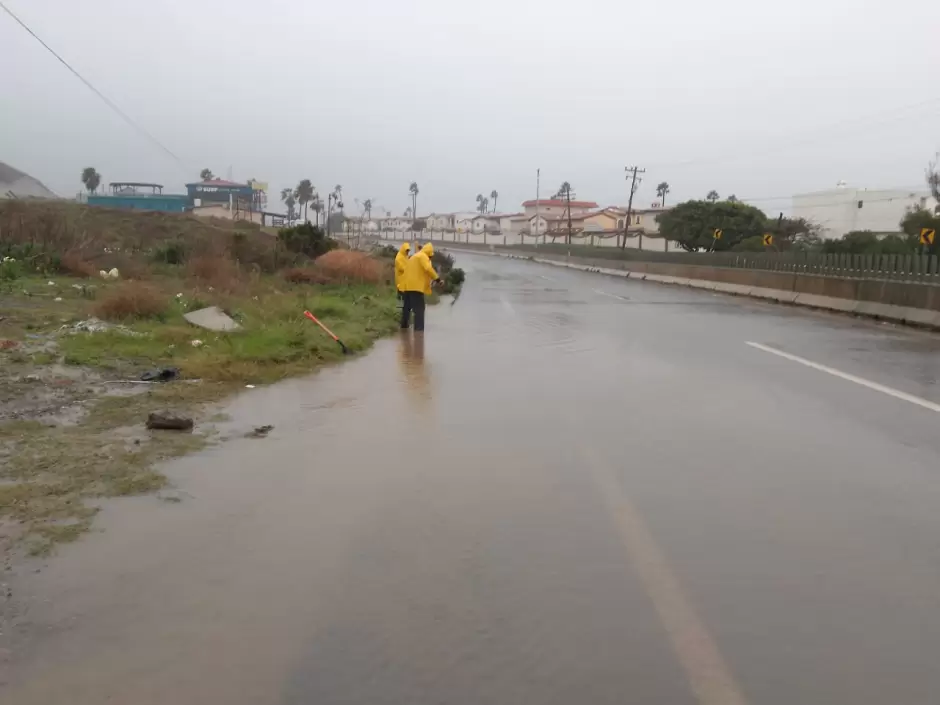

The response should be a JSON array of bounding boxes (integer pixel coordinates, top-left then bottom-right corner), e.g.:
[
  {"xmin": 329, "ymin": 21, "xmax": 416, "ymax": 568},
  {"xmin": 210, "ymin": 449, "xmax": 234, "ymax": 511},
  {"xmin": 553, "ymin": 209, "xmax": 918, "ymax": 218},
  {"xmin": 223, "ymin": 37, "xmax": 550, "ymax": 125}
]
[
  {"xmin": 398, "ymin": 243, "xmax": 411, "ymax": 253},
  {"xmin": 421, "ymin": 243, "xmax": 434, "ymax": 257}
]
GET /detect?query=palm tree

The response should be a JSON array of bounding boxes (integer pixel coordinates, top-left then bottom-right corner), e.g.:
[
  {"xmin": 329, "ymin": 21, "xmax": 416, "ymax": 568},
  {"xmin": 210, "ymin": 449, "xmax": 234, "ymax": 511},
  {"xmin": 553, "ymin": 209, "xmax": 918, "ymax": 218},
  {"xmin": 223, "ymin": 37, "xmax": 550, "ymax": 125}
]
[
  {"xmin": 490, "ymin": 189, "xmax": 498, "ymax": 213},
  {"xmin": 727, "ymin": 194, "xmax": 739, "ymax": 203},
  {"xmin": 280, "ymin": 187, "xmax": 296, "ymax": 222},
  {"xmin": 310, "ymin": 194, "xmax": 322, "ymax": 226},
  {"xmin": 476, "ymin": 193, "xmax": 486, "ymax": 214},
  {"xmin": 200, "ymin": 168, "xmax": 214, "ymax": 181},
  {"xmin": 706, "ymin": 190, "xmax": 720, "ymax": 203},
  {"xmin": 333, "ymin": 184, "xmax": 343, "ymax": 207},
  {"xmin": 363, "ymin": 199, "xmax": 373, "ymax": 221},
  {"xmin": 295, "ymin": 179, "xmax": 314, "ymax": 222},
  {"xmin": 409, "ymin": 181, "xmax": 419, "ymax": 222},
  {"xmin": 656, "ymin": 181, "xmax": 670, "ymax": 207},
  {"xmin": 404, "ymin": 207, "xmax": 412, "ymax": 217},
  {"xmin": 80, "ymin": 167, "xmax": 101, "ymax": 196},
  {"xmin": 557, "ymin": 182, "xmax": 572, "ymax": 199}
]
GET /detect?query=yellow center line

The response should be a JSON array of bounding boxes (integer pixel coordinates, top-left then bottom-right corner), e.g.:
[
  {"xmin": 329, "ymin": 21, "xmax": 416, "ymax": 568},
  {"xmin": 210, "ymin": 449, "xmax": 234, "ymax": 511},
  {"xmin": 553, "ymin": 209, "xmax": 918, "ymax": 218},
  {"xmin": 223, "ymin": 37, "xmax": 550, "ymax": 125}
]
[{"xmin": 581, "ymin": 444, "xmax": 749, "ymax": 705}]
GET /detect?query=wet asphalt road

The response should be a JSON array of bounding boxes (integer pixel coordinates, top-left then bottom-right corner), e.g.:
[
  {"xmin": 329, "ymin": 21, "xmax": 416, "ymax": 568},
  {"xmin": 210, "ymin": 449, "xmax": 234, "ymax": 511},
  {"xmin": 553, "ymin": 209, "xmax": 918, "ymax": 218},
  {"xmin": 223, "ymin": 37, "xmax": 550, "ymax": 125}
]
[{"xmin": 3, "ymin": 252, "xmax": 940, "ymax": 704}]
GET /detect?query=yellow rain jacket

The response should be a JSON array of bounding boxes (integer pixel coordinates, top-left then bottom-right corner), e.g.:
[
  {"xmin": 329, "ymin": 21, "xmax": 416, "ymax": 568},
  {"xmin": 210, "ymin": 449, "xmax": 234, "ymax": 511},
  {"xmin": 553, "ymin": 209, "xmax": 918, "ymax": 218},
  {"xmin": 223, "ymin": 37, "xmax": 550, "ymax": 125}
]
[
  {"xmin": 400, "ymin": 243, "xmax": 439, "ymax": 295},
  {"xmin": 394, "ymin": 243, "xmax": 411, "ymax": 291}
]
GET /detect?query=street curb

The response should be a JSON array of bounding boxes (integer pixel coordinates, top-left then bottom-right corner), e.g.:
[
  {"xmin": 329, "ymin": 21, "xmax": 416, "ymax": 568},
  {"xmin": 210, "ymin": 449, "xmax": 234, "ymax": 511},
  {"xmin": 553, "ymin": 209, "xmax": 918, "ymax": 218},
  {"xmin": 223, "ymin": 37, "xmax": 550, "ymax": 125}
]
[{"xmin": 442, "ymin": 246, "xmax": 940, "ymax": 331}]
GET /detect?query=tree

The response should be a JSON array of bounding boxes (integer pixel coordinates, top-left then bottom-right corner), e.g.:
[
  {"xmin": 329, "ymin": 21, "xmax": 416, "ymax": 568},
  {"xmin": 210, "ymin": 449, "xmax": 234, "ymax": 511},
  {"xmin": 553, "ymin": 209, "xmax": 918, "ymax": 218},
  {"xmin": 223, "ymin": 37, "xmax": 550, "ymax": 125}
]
[
  {"xmin": 490, "ymin": 189, "xmax": 498, "ymax": 213},
  {"xmin": 80, "ymin": 167, "xmax": 101, "ymax": 195},
  {"xmin": 413, "ymin": 218, "xmax": 427, "ymax": 233},
  {"xmin": 476, "ymin": 193, "xmax": 486, "ymax": 214},
  {"xmin": 727, "ymin": 194, "xmax": 739, "ymax": 203},
  {"xmin": 927, "ymin": 153, "xmax": 940, "ymax": 204},
  {"xmin": 404, "ymin": 207, "xmax": 412, "ymax": 217},
  {"xmin": 656, "ymin": 199, "xmax": 768, "ymax": 251},
  {"xmin": 706, "ymin": 190, "xmax": 720, "ymax": 203},
  {"xmin": 295, "ymin": 179, "xmax": 314, "ymax": 222},
  {"xmin": 310, "ymin": 194, "xmax": 322, "ymax": 226},
  {"xmin": 557, "ymin": 181, "xmax": 571, "ymax": 199},
  {"xmin": 656, "ymin": 181, "xmax": 670, "ymax": 207},
  {"xmin": 900, "ymin": 206, "xmax": 940, "ymax": 255},
  {"xmin": 363, "ymin": 199, "xmax": 373, "ymax": 220},
  {"xmin": 409, "ymin": 181, "xmax": 419, "ymax": 222},
  {"xmin": 280, "ymin": 187, "xmax": 297, "ymax": 222},
  {"xmin": 200, "ymin": 168, "xmax": 214, "ymax": 181}
]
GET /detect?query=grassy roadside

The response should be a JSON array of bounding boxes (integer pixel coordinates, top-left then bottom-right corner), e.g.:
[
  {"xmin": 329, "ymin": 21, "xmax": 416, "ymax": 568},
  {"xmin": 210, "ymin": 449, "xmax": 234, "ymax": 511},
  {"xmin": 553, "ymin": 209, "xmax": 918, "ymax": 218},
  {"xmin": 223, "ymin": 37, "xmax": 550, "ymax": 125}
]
[{"xmin": 0, "ymin": 270, "xmax": 400, "ymax": 557}]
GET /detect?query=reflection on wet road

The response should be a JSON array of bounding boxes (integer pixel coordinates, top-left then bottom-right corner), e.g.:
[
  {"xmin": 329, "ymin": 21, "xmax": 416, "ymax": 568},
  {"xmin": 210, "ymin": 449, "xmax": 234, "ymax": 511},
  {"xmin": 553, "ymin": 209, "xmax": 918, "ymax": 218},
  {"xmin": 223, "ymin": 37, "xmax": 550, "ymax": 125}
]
[{"xmin": 3, "ymin": 253, "xmax": 940, "ymax": 705}]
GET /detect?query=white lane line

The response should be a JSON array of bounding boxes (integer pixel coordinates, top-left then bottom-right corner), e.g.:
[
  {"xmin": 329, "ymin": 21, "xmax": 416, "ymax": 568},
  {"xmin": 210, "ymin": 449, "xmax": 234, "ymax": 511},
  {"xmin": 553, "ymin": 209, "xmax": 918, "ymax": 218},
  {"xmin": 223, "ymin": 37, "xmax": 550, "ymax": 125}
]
[
  {"xmin": 537, "ymin": 274, "xmax": 555, "ymax": 281},
  {"xmin": 593, "ymin": 288, "xmax": 628, "ymax": 301},
  {"xmin": 746, "ymin": 341, "xmax": 940, "ymax": 413}
]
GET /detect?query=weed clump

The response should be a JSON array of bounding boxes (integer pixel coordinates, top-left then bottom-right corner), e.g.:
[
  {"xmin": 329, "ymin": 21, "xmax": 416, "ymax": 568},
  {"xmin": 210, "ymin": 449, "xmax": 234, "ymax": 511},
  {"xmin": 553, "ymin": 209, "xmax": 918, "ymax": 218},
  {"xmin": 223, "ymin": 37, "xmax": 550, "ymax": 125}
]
[
  {"xmin": 314, "ymin": 250, "xmax": 388, "ymax": 284},
  {"xmin": 94, "ymin": 282, "xmax": 168, "ymax": 321}
]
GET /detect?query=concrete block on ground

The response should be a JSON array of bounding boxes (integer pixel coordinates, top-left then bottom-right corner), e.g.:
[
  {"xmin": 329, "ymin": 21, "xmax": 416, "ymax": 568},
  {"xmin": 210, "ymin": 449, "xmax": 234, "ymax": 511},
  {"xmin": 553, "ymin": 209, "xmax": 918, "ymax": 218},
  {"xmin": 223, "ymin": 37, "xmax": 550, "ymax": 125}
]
[
  {"xmin": 793, "ymin": 294, "xmax": 858, "ymax": 313},
  {"xmin": 183, "ymin": 306, "xmax": 241, "ymax": 332},
  {"xmin": 686, "ymin": 279, "xmax": 715, "ymax": 290},
  {"xmin": 627, "ymin": 272, "xmax": 647, "ymax": 280}
]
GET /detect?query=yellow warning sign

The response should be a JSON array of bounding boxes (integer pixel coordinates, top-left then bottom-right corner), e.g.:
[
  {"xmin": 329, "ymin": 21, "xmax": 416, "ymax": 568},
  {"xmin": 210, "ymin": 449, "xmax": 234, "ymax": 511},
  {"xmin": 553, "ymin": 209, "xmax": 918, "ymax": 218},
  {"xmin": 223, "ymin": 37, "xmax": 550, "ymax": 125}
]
[
  {"xmin": 713, "ymin": 228, "xmax": 723, "ymax": 240},
  {"xmin": 921, "ymin": 228, "xmax": 936, "ymax": 246},
  {"xmin": 762, "ymin": 234, "xmax": 774, "ymax": 246}
]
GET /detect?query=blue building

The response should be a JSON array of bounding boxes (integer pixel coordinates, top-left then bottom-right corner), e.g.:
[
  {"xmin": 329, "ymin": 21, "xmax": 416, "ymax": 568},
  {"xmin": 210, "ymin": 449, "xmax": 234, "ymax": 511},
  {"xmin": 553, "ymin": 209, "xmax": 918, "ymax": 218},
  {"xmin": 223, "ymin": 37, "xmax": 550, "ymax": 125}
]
[{"xmin": 87, "ymin": 182, "xmax": 190, "ymax": 213}]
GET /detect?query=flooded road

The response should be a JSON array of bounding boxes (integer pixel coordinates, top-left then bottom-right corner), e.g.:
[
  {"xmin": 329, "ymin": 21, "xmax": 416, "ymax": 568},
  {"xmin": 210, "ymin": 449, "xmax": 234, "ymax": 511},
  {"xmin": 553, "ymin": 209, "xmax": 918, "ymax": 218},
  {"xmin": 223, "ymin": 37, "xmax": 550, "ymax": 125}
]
[{"xmin": 3, "ymin": 253, "xmax": 940, "ymax": 704}]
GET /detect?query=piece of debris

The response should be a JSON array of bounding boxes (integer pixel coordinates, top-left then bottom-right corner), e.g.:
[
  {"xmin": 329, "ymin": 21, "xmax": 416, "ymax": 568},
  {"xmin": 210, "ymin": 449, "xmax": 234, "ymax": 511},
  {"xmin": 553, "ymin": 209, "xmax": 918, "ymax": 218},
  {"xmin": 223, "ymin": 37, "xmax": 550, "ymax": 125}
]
[
  {"xmin": 140, "ymin": 367, "xmax": 180, "ymax": 383},
  {"xmin": 245, "ymin": 425, "xmax": 274, "ymax": 438},
  {"xmin": 54, "ymin": 297, "xmax": 63, "ymax": 302},
  {"xmin": 183, "ymin": 306, "xmax": 241, "ymax": 332},
  {"xmin": 146, "ymin": 411, "xmax": 194, "ymax": 431},
  {"xmin": 191, "ymin": 339, "xmax": 203, "ymax": 347},
  {"xmin": 47, "ymin": 281, "xmax": 55, "ymax": 286},
  {"xmin": 0, "ymin": 339, "xmax": 18, "ymax": 350},
  {"xmin": 245, "ymin": 384, "xmax": 256, "ymax": 389}
]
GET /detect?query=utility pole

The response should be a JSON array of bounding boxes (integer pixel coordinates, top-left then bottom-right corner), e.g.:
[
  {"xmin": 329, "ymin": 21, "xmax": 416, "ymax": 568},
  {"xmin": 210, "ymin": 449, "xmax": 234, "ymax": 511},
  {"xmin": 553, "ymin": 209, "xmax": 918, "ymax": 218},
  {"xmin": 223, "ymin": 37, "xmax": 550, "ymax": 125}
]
[
  {"xmin": 535, "ymin": 168, "xmax": 541, "ymax": 246},
  {"xmin": 623, "ymin": 166, "xmax": 646, "ymax": 250},
  {"xmin": 565, "ymin": 185, "xmax": 573, "ymax": 248}
]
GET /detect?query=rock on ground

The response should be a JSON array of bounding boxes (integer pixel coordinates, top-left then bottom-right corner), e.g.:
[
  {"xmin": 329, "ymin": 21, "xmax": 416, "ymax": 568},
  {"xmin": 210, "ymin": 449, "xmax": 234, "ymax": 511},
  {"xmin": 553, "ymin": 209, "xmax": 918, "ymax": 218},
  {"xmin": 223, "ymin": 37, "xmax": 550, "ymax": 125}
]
[{"xmin": 183, "ymin": 306, "xmax": 240, "ymax": 332}]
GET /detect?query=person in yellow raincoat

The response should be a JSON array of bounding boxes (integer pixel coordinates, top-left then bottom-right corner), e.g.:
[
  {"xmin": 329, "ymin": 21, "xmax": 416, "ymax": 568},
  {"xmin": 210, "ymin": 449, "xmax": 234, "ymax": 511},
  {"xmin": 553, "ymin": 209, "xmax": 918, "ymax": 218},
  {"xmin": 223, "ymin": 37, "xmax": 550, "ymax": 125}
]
[
  {"xmin": 399, "ymin": 243, "xmax": 439, "ymax": 331},
  {"xmin": 394, "ymin": 242, "xmax": 410, "ymax": 300}
]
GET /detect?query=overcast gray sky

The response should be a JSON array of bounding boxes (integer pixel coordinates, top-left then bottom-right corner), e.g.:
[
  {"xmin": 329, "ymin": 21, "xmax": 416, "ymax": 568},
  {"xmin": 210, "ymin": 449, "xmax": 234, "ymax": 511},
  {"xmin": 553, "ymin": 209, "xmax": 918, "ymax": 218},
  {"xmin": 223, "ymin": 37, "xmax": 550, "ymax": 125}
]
[{"xmin": 2, "ymin": 0, "xmax": 938, "ymax": 215}]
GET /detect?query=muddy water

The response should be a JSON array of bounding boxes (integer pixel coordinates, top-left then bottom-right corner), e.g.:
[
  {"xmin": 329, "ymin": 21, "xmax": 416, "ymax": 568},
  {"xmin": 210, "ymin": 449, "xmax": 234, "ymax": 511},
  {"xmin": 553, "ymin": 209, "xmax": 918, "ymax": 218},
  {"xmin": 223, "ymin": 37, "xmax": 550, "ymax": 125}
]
[{"xmin": 4, "ymin": 254, "xmax": 940, "ymax": 704}]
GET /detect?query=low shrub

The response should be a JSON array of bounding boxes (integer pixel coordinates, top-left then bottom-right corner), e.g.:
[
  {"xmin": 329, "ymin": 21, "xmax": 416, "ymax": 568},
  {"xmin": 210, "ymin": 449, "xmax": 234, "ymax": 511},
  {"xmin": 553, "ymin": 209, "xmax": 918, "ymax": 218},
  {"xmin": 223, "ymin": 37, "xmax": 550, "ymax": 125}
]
[
  {"xmin": 282, "ymin": 266, "xmax": 331, "ymax": 285},
  {"xmin": 314, "ymin": 250, "xmax": 387, "ymax": 284},
  {"xmin": 277, "ymin": 223, "xmax": 338, "ymax": 259},
  {"xmin": 186, "ymin": 252, "xmax": 242, "ymax": 291},
  {"xmin": 151, "ymin": 240, "xmax": 187, "ymax": 265},
  {"xmin": 59, "ymin": 251, "xmax": 98, "ymax": 278},
  {"xmin": 94, "ymin": 282, "xmax": 168, "ymax": 321}
]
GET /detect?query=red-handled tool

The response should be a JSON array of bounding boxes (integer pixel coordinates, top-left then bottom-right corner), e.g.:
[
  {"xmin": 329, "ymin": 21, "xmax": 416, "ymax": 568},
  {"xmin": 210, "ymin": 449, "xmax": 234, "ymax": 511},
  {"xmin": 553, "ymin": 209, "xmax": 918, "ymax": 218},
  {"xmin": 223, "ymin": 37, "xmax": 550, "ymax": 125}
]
[{"xmin": 304, "ymin": 310, "xmax": 349, "ymax": 354}]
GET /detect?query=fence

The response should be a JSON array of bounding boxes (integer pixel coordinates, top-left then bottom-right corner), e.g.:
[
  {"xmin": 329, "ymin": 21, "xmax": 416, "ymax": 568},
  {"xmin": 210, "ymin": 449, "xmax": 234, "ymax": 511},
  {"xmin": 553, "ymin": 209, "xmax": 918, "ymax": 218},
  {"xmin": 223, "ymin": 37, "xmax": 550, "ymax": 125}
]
[{"xmin": 506, "ymin": 244, "xmax": 940, "ymax": 283}]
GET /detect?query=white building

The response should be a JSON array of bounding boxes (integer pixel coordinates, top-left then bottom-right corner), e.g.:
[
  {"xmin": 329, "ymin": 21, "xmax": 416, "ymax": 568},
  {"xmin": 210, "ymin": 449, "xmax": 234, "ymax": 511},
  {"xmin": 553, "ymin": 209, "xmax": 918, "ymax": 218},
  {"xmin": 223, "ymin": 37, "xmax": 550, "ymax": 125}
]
[
  {"xmin": 522, "ymin": 198, "xmax": 598, "ymax": 220},
  {"xmin": 453, "ymin": 212, "xmax": 477, "ymax": 233},
  {"xmin": 792, "ymin": 187, "xmax": 936, "ymax": 240},
  {"xmin": 472, "ymin": 214, "xmax": 501, "ymax": 233},
  {"xmin": 425, "ymin": 213, "xmax": 454, "ymax": 230}
]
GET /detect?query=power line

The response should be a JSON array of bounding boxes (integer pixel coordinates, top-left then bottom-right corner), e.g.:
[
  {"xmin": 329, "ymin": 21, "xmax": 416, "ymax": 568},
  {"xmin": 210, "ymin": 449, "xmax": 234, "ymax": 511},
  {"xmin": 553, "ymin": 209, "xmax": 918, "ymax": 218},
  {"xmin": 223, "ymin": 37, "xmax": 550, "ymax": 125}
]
[{"xmin": 0, "ymin": 0, "xmax": 187, "ymax": 171}]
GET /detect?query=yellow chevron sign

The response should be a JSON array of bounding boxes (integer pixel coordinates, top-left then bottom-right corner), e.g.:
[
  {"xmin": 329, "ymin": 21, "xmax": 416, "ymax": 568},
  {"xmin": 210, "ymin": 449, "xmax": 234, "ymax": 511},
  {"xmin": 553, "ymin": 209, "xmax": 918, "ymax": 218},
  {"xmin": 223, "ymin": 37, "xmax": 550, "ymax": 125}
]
[
  {"xmin": 762, "ymin": 234, "xmax": 773, "ymax": 246},
  {"xmin": 921, "ymin": 228, "xmax": 936, "ymax": 246}
]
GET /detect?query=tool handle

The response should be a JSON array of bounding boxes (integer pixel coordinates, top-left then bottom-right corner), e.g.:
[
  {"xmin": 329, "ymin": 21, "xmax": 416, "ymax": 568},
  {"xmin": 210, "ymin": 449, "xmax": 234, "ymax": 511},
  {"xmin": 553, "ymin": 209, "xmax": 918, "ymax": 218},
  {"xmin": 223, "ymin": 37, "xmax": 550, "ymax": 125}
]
[{"xmin": 304, "ymin": 311, "xmax": 339, "ymax": 341}]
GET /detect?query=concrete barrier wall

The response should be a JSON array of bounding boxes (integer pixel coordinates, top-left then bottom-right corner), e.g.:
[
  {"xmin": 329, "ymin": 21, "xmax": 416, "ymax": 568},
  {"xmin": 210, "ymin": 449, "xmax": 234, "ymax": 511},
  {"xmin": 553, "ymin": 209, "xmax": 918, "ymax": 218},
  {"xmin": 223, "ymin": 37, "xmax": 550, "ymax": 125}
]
[{"xmin": 518, "ymin": 251, "xmax": 940, "ymax": 313}]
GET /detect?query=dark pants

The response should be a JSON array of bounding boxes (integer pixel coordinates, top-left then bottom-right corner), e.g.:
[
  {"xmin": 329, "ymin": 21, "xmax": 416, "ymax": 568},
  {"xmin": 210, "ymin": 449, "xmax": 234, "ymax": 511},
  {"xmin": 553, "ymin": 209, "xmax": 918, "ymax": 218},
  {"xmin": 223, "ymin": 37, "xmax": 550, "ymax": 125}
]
[{"xmin": 400, "ymin": 291, "xmax": 426, "ymax": 331}]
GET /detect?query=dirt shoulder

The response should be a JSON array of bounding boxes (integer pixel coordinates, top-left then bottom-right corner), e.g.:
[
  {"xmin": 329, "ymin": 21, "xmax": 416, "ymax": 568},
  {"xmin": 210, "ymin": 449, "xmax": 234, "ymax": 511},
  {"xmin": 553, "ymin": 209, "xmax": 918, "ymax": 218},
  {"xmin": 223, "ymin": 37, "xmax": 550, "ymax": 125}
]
[{"xmin": 0, "ymin": 272, "xmax": 399, "ymax": 558}]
